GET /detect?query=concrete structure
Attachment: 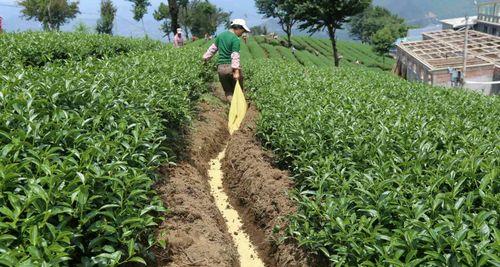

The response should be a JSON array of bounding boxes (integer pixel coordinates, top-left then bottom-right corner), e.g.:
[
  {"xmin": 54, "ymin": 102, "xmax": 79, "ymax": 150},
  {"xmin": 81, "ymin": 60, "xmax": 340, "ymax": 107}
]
[
  {"xmin": 477, "ymin": 0, "xmax": 500, "ymax": 36},
  {"xmin": 441, "ymin": 16, "xmax": 478, "ymax": 30},
  {"xmin": 395, "ymin": 30, "xmax": 500, "ymax": 96}
]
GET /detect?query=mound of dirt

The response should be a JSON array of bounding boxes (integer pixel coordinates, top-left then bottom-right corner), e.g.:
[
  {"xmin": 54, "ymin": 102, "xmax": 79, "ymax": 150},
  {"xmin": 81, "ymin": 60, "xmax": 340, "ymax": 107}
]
[
  {"xmin": 222, "ymin": 106, "xmax": 326, "ymax": 267},
  {"xmin": 155, "ymin": 101, "xmax": 239, "ymax": 267}
]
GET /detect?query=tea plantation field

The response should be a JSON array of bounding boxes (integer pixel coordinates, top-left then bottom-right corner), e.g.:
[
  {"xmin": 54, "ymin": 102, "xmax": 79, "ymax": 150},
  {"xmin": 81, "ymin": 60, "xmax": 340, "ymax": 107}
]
[
  {"xmin": 0, "ymin": 32, "xmax": 210, "ymax": 266},
  {"xmin": 190, "ymin": 35, "xmax": 395, "ymax": 71},
  {"xmin": 1, "ymin": 31, "xmax": 498, "ymax": 266},
  {"xmin": 246, "ymin": 60, "xmax": 499, "ymax": 266}
]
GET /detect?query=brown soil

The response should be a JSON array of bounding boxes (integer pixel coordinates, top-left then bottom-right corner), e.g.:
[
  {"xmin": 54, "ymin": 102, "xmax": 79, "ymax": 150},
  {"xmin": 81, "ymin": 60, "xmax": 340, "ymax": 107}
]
[
  {"xmin": 222, "ymin": 105, "xmax": 326, "ymax": 267},
  {"xmin": 154, "ymin": 99, "xmax": 239, "ymax": 267},
  {"xmin": 152, "ymin": 83, "xmax": 324, "ymax": 267}
]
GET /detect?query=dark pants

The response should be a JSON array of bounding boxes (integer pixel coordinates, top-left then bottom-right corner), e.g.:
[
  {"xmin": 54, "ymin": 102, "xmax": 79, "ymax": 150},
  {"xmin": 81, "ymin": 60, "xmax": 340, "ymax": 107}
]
[{"xmin": 218, "ymin": 64, "xmax": 244, "ymax": 98}]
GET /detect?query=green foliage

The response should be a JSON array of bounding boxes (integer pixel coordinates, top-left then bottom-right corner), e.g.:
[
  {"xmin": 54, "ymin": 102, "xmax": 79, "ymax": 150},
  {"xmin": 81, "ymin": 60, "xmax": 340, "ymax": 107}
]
[
  {"xmin": 96, "ymin": 0, "xmax": 117, "ymax": 35},
  {"xmin": 18, "ymin": 0, "xmax": 79, "ymax": 31},
  {"xmin": 127, "ymin": 0, "xmax": 151, "ymax": 22},
  {"xmin": 255, "ymin": 0, "xmax": 297, "ymax": 46},
  {"xmin": 240, "ymin": 34, "xmax": 392, "ymax": 70},
  {"xmin": 74, "ymin": 22, "xmax": 93, "ymax": 34},
  {"xmin": 154, "ymin": 2, "xmax": 172, "ymax": 40},
  {"xmin": 250, "ymin": 25, "xmax": 269, "ymax": 35},
  {"xmin": 246, "ymin": 37, "xmax": 267, "ymax": 59},
  {"xmin": 0, "ymin": 32, "xmax": 162, "ymax": 71},
  {"xmin": 0, "ymin": 32, "xmax": 210, "ymax": 265},
  {"xmin": 189, "ymin": 0, "xmax": 231, "ymax": 37},
  {"xmin": 349, "ymin": 5, "xmax": 408, "ymax": 44},
  {"xmin": 246, "ymin": 60, "xmax": 500, "ymax": 266},
  {"xmin": 291, "ymin": 0, "xmax": 371, "ymax": 66},
  {"xmin": 260, "ymin": 43, "xmax": 282, "ymax": 59},
  {"xmin": 371, "ymin": 26, "xmax": 397, "ymax": 59}
]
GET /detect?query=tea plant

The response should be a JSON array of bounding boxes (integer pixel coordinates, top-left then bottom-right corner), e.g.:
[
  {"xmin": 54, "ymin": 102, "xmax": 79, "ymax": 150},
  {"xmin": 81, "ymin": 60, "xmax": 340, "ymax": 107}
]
[
  {"xmin": 246, "ymin": 60, "xmax": 500, "ymax": 266},
  {"xmin": 0, "ymin": 32, "xmax": 163, "ymax": 70},
  {"xmin": 0, "ymin": 47, "xmax": 210, "ymax": 266}
]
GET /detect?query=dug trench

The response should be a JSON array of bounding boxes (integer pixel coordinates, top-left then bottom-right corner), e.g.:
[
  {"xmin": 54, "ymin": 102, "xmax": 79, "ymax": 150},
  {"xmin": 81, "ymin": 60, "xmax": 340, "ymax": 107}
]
[{"xmin": 153, "ymin": 86, "xmax": 324, "ymax": 266}]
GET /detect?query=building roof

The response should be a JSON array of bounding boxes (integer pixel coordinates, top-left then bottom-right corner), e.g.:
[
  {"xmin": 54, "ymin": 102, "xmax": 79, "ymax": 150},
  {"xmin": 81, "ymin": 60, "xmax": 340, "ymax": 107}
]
[
  {"xmin": 440, "ymin": 16, "xmax": 478, "ymax": 29},
  {"xmin": 398, "ymin": 29, "xmax": 500, "ymax": 71}
]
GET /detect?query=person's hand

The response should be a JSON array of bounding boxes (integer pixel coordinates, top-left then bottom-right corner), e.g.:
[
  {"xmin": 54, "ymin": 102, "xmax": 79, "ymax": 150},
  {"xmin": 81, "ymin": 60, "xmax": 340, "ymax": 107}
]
[{"xmin": 233, "ymin": 70, "xmax": 240, "ymax": 80}]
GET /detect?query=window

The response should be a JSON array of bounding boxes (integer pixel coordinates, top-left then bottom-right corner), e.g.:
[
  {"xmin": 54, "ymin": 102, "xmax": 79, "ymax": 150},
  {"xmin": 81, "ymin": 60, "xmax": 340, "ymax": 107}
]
[{"xmin": 479, "ymin": 3, "xmax": 497, "ymax": 16}]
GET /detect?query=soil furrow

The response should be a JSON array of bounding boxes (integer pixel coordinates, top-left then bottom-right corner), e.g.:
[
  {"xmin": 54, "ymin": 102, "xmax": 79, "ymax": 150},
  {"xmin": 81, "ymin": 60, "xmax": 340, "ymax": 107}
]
[
  {"xmin": 222, "ymin": 105, "xmax": 327, "ymax": 267},
  {"xmin": 154, "ymin": 100, "xmax": 239, "ymax": 267}
]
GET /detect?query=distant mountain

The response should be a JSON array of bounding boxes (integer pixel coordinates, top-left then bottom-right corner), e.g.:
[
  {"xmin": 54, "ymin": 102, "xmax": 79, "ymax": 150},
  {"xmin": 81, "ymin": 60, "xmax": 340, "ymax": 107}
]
[
  {"xmin": 0, "ymin": 0, "xmax": 260, "ymax": 41},
  {"xmin": 0, "ymin": 0, "xmax": 487, "ymax": 40},
  {"xmin": 374, "ymin": 0, "xmax": 483, "ymax": 26}
]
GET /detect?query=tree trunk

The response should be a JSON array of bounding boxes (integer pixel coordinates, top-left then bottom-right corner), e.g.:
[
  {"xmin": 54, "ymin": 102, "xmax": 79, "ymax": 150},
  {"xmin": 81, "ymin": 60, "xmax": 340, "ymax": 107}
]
[
  {"xmin": 286, "ymin": 24, "xmax": 292, "ymax": 48},
  {"xmin": 183, "ymin": 25, "xmax": 190, "ymax": 39},
  {"xmin": 168, "ymin": 0, "xmax": 179, "ymax": 35},
  {"xmin": 328, "ymin": 25, "xmax": 339, "ymax": 67}
]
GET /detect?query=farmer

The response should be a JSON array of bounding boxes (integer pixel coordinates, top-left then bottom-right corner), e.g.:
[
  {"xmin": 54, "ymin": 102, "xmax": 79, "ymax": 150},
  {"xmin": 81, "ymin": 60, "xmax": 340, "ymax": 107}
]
[
  {"xmin": 174, "ymin": 28, "xmax": 184, "ymax": 48},
  {"xmin": 203, "ymin": 19, "xmax": 250, "ymax": 102}
]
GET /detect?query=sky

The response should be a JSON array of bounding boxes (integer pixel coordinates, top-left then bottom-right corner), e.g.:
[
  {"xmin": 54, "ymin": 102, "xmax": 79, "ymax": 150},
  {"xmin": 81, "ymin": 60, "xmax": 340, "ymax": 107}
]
[{"xmin": 0, "ymin": 0, "xmax": 262, "ymax": 40}]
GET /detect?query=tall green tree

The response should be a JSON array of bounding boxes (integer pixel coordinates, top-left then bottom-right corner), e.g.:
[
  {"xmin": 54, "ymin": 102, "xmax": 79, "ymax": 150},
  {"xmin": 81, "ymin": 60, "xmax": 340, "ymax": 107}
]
[
  {"xmin": 127, "ymin": 0, "xmax": 150, "ymax": 22},
  {"xmin": 168, "ymin": 0, "xmax": 180, "ymax": 35},
  {"xmin": 371, "ymin": 25, "xmax": 397, "ymax": 62},
  {"xmin": 255, "ymin": 0, "xmax": 297, "ymax": 47},
  {"xmin": 178, "ymin": 0, "xmax": 191, "ymax": 39},
  {"xmin": 154, "ymin": 2, "xmax": 172, "ymax": 41},
  {"xmin": 18, "ymin": 0, "xmax": 79, "ymax": 31},
  {"xmin": 349, "ymin": 5, "xmax": 408, "ymax": 44},
  {"xmin": 291, "ymin": 0, "xmax": 371, "ymax": 67},
  {"xmin": 250, "ymin": 25, "xmax": 269, "ymax": 35},
  {"xmin": 96, "ymin": 0, "xmax": 117, "ymax": 35},
  {"xmin": 189, "ymin": 1, "xmax": 230, "ymax": 37}
]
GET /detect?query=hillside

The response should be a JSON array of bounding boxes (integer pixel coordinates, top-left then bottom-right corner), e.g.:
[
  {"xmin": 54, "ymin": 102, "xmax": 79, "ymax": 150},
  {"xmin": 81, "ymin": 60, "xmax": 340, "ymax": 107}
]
[
  {"xmin": 1, "ymin": 32, "xmax": 498, "ymax": 266},
  {"xmin": 191, "ymin": 36, "xmax": 395, "ymax": 71}
]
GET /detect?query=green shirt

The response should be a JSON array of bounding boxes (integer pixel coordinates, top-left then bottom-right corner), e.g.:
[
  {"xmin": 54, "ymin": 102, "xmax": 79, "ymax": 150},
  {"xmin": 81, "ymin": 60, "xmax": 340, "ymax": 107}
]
[{"xmin": 215, "ymin": 31, "xmax": 241, "ymax": 65}]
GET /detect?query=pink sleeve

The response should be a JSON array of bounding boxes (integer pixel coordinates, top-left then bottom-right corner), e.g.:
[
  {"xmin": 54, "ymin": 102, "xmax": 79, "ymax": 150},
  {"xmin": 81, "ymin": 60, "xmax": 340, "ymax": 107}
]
[
  {"xmin": 203, "ymin": 44, "xmax": 218, "ymax": 60},
  {"xmin": 173, "ymin": 35, "xmax": 179, "ymax": 47},
  {"xmin": 231, "ymin": 52, "xmax": 241, "ymax": 69}
]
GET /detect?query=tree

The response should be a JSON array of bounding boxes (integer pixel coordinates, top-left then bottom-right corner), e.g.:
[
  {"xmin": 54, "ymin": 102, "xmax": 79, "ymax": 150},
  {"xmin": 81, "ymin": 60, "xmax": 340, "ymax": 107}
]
[
  {"xmin": 168, "ymin": 0, "xmax": 180, "ymax": 35},
  {"xmin": 292, "ymin": 0, "xmax": 371, "ymax": 67},
  {"xmin": 74, "ymin": 21, "xmax": 92, "ymax": 34},
  {"xmin": 250, "ymin": 25, "xmax": 269, "ymax": 35},
  {"xmin": 178, "ymin": 0, "xmax": 191, "ymax": 39},
  {"xmin": 96, "ymin": 0, "xmax": 117, "ymax": 35},
  {"xmin": 255, "ymin": 0, "xmax": 297, "ymax": 47},
  {"xmin": 18, "ymin": 0, "xmax": 79, "ymax": 31},
  {"xmin": 349, "ymin": 5, "xmax": 408, "ymax": 44},
  {"xmin": 189, "ymin": 1, "xmax": 230, "ymax": 37},
  {"xmin": 127, "ymin": 0, "xmax": 150, "ymax": 21},
  {"xmin": 371, "ymin": 25, "xmax": 397, "ymax": 62},
  {"xmin": 154, "ymin": 2, "xmax": 172, "ymax": 41}
]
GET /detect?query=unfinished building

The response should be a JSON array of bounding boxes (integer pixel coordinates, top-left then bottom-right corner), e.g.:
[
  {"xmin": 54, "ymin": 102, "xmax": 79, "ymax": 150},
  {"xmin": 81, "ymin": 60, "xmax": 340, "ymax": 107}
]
[
  {"xmin": 395, "ymin": 30, "xmax": 500, "ymax": 96},
  {"xmin": 478, "ymin": 0, "xmax": 500, "ymax": 36}
]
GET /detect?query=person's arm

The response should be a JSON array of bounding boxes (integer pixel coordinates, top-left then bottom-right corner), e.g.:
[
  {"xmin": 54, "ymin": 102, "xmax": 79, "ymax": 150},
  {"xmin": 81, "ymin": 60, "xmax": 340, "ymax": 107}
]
[
  {"xmin": 231, "ymin": 38, "xmax": 241, "ymax": 80},
  {"xmin": 203, "ymin": 44, "xmax": 218, "ymax": 62},
  {"xmin": 174, "ymin": 35, "xmax": 179, "ymax": 48},
  {"xmin": 231, "ymin": 52, "xmax": 241, "ymax": 79}
]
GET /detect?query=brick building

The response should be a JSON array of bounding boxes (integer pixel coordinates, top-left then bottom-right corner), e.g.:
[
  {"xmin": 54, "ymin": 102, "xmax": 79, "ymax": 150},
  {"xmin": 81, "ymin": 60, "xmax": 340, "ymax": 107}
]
[
  {"xmin": 477, "ymin": 0, "xmax": 500, "ymax": 36},
  {"xmin": 394, "ymin": 30, "xmax": 500, "ymax": 96}
]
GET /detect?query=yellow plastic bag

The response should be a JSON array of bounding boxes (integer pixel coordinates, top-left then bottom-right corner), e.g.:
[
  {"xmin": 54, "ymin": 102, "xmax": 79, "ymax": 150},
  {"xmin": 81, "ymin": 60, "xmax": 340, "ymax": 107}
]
[{"xmin": 228, "ymin": 81, "xmax": 247, "ymax": 135}]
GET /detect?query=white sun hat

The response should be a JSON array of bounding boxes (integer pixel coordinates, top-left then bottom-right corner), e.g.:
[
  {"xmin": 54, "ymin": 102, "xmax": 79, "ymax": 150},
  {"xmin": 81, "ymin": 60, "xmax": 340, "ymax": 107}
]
[{"xmin": 231, "ymin": 19, "xmax": 251, "ymax": 33}]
